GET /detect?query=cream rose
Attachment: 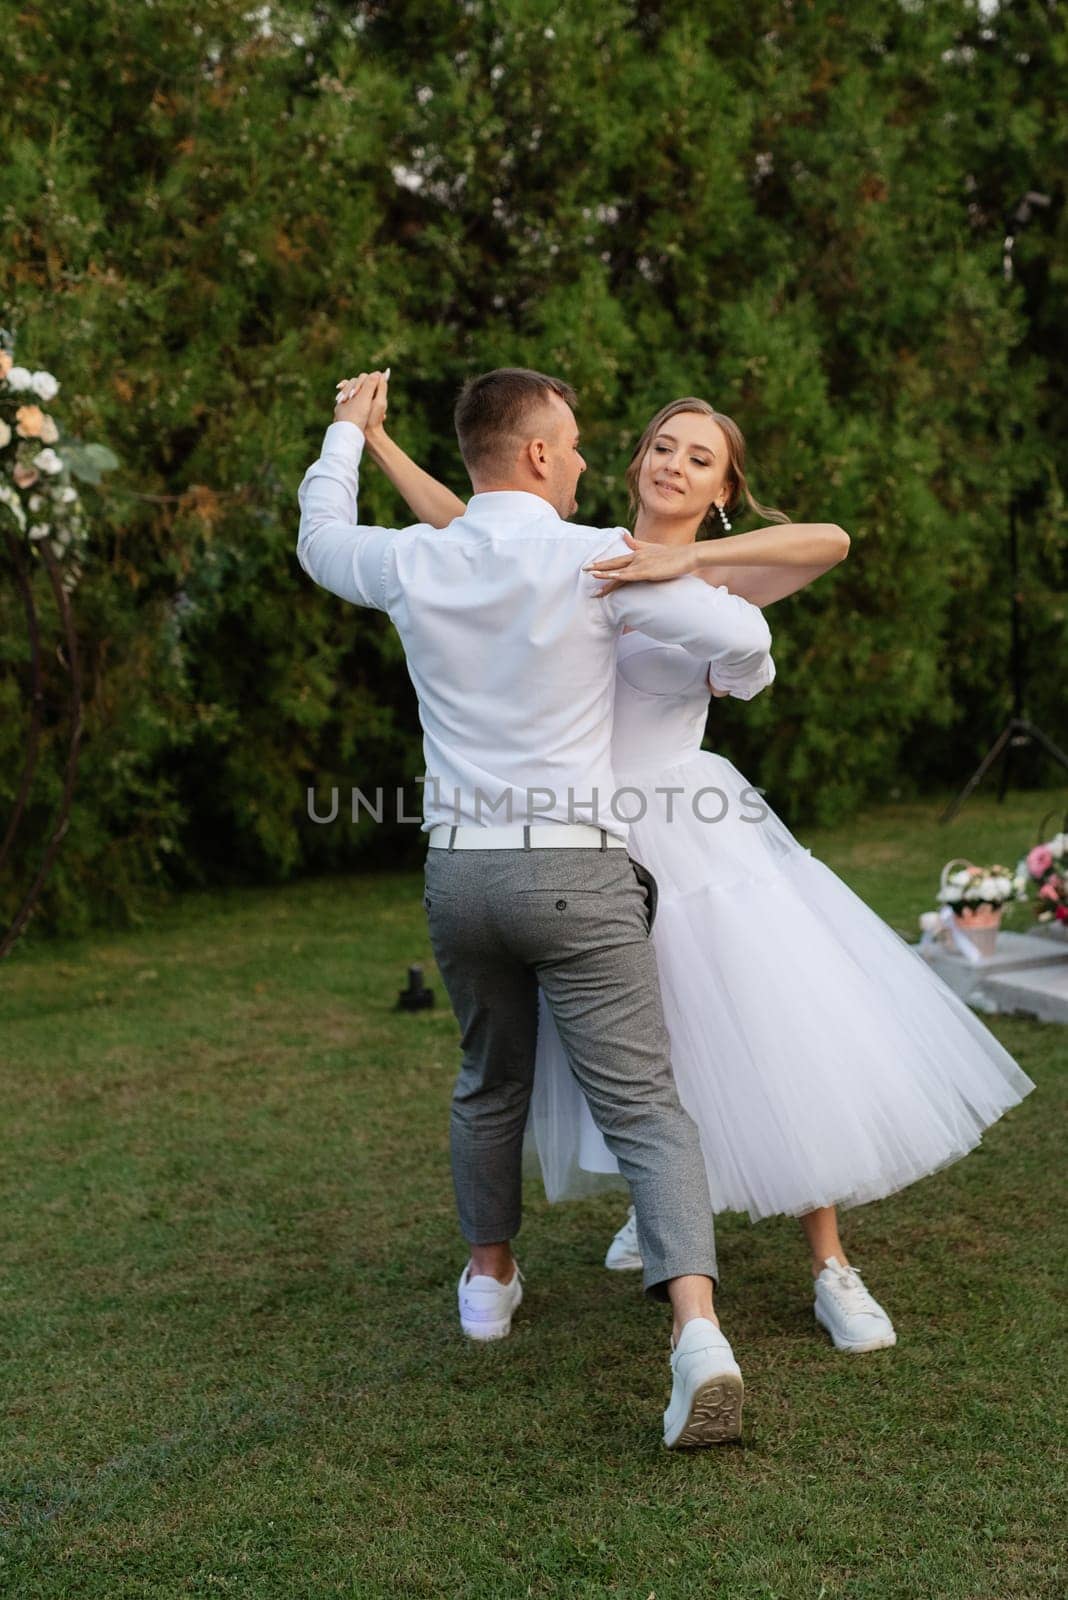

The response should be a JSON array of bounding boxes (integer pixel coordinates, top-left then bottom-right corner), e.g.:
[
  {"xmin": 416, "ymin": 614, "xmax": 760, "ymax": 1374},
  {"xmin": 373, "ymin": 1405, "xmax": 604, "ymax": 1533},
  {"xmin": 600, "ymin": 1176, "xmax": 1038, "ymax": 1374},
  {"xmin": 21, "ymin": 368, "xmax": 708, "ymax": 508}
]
[
  {"xmin": 39, "ymin": 414, "xmax": 59, "ymax": 444},
  {"xmin": 0, "ymin": 419, "xmax": 10, "ymax": 448},
  {"xmin": 16, "ymin": 404, "xmax": 46, "ymax": 439},
  {"xmin": 33, "ymin": 447, "xmax": 63, "ymax": 475},
  {"xmin": 0, "ymin": 352, "xmax": 12, "ymax": 379}
]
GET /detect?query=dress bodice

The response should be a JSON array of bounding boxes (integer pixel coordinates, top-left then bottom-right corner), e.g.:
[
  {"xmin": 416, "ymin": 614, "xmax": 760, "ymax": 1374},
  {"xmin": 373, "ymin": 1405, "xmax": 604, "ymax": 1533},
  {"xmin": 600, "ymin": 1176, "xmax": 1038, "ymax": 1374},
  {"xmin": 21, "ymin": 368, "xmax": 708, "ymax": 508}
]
[{"xmin": 611, "ymin": 631, "xmax": 711, "ymax": 773}]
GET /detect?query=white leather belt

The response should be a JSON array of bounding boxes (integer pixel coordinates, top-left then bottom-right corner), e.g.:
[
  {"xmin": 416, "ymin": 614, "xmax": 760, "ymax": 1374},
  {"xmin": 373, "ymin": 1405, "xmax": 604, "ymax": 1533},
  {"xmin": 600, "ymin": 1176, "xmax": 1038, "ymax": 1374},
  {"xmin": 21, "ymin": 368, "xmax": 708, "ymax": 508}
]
[{"xmin": 427, "ymin": 823, "xmax": 626, "ymax": 851}]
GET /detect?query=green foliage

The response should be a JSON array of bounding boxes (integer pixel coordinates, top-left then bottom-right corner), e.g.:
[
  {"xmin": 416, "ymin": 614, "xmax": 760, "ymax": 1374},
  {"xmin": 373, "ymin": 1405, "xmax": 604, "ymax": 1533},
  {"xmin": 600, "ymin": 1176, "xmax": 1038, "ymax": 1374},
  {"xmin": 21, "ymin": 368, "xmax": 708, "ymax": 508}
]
[{"xmin": 1, "ymin": 0, "xmax": 1066, "ymax": 932}]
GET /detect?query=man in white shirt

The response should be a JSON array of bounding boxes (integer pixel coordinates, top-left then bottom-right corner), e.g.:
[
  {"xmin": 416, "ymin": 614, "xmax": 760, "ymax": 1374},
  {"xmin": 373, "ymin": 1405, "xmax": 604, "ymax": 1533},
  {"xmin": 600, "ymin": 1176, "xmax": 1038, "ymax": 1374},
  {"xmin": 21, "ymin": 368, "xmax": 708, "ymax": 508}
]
[{"xmin": 297, "ymin": 367, "xmax": 774, "ymax": 1447}]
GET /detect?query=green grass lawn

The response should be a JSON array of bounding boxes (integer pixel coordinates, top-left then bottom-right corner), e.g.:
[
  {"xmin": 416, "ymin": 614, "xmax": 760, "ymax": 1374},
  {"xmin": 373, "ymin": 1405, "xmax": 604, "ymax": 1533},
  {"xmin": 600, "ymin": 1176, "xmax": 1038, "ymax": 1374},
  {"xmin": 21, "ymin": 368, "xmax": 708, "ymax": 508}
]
[{"xmin": 1, "ymin": 789, "xmax": 1065, "ymax": 1598}]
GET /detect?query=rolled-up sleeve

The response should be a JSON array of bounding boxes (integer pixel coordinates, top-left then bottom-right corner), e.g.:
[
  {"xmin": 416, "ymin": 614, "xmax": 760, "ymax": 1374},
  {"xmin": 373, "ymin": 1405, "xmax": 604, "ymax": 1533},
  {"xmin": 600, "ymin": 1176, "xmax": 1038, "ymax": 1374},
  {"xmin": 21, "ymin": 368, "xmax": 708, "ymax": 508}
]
[
  {"xmin": 709, "ymin": 648, "xmax": 776, "ymax": 701},
  {"xmin": 296, "ymin": 421, "xmax": 396, "ymax": 612}
]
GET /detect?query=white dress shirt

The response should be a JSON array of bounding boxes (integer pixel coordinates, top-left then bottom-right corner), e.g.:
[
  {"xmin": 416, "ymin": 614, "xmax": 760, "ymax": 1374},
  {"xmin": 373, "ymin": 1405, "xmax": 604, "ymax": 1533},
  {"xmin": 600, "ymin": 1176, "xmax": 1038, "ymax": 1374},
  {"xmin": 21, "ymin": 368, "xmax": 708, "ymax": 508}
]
[{"xmin": 297, "ymin": 421, "xmax": 774, "ymax": 841}]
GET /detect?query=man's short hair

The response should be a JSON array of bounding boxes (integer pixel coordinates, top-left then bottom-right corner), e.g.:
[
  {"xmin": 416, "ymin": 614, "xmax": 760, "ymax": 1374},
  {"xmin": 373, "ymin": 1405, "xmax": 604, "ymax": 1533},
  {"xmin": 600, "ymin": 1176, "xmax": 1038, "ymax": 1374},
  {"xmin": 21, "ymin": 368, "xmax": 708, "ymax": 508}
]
[{"xmin": 453, "ymin": 367, "xmax": 578, "ymax": 474}]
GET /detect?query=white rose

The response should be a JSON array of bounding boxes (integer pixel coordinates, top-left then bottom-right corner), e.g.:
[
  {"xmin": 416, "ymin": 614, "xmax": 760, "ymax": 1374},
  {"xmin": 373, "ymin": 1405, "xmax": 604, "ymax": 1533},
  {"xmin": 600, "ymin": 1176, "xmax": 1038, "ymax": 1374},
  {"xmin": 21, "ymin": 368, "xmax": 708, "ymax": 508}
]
[
  {"xmin": 28, "ymin": 494, "xmax": 44, "ymax": 511},
  {"xmin": 31, "ymin": 371, "xmax": 59, "ymax": 402},
  {"xmin": 6, "ymin": 365, "xmax": 33, "ymax": 390},
  {"xmin": 58, "ymin": 485, "xmax": 78, "ymax": 504},
  {"xmin": 28, "ymin": 523, "xmax": 50, "ymax": 539},
  {"xmin": 0, "ymin": 419, "xmax": 10, "ymax": 447},
  {"xmin": 33, "ymin": 447, "xmax": 63, "ymax": 475},
  {"xmin": 977, "ymin": 877, "xmax": 998, "ymax": 901},
  {"xmin": 963, "ymin": 885, "xmax": 982, "ymax": 903},
  {"xmin": 950, "ymin": 869, "xmax": 972, "ymax": 888},
  {"xmin": 919, "ymin": 911, "xmax": 941, "ymax": 932},
  {"xmin": 0, "ymin": 484, "xmax": 27, "ymax": 527}
]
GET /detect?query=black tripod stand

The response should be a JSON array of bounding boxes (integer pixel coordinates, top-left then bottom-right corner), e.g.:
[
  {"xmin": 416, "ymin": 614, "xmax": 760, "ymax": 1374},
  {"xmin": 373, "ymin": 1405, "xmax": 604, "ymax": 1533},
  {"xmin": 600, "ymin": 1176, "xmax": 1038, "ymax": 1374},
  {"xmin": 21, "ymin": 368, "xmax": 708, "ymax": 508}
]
[{"xmin": 941, "ymin": 190, "xmax": 1068, "ymax": 824}]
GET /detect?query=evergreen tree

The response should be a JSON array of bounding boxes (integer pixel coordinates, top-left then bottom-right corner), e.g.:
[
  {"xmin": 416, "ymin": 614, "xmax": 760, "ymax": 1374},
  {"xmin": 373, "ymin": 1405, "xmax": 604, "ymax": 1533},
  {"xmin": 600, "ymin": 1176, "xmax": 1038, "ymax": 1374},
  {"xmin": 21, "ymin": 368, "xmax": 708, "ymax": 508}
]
[{"xmin": 1, "ymin": 0, "xmax": 1064, "ymax": 933}]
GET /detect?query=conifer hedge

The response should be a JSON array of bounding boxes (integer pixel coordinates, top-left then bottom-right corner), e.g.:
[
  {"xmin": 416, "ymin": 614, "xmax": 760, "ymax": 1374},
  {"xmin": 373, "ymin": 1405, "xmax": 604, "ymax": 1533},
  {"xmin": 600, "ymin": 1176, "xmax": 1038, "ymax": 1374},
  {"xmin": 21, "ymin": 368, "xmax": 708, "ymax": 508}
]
[{"xmin": 1, "ymin": 0, "xmax": 1064, "ymax": 934}]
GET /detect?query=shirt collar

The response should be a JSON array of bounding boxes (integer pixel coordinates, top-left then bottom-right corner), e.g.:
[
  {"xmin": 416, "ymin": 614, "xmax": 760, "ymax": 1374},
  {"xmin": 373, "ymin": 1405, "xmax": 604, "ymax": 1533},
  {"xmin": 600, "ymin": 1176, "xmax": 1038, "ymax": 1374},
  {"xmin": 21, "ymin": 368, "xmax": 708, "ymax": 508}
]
[{"xmin": 464, "ymin": 490, "xmax": 561, "ymax": 523}]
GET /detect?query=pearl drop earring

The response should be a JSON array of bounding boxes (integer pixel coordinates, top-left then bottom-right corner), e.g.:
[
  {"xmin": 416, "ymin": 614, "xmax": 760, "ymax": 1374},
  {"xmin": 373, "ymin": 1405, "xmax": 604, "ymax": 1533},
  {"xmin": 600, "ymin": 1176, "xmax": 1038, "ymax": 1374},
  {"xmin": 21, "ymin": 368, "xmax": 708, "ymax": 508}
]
[{"xmin": 716, "ymin": 503, "xmax": 732, "ymax": 533}]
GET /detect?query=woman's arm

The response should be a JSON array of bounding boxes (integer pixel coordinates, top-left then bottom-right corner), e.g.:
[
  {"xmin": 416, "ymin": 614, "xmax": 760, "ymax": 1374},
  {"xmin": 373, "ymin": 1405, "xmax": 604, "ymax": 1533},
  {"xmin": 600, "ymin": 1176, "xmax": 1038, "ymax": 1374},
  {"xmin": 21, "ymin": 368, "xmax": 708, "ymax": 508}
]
[
  {"xmin": 356, "ymin": 374, "xmax": 466, "ymax": 528},
  {"xmin": 697, "ymin": 557, "xmax": 841, "ymax": 607},
  {"xmin": 585, "ymin": 524, "xmax": 850, "ymax": 607},
  {"xmin": 364, "ymin": 429, "xmax": 467, "ymax": 529},
  {"xmin": 692, "ymin": 522, "xmax": 849, "ymax": 607}
]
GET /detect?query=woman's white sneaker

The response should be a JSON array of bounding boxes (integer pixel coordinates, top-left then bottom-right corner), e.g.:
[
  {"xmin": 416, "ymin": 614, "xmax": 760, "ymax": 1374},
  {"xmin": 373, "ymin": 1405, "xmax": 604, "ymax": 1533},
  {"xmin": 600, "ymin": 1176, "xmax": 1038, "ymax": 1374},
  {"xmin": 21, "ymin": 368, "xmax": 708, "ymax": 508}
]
[
  {"xmin": 605, "ymin": 1205, "xmax": 643, "ymax": 1271},
  {"xmin": 663, "ymin": 1318, "xmax": 744, "ymax": 1448},
  {"xmin": 457, "ymin": 1261, "xmax": 524, "ymax": 1341},
  {"xmin": 813, "ymin": 1257, "xmax": 896, "ymax": 1353}
]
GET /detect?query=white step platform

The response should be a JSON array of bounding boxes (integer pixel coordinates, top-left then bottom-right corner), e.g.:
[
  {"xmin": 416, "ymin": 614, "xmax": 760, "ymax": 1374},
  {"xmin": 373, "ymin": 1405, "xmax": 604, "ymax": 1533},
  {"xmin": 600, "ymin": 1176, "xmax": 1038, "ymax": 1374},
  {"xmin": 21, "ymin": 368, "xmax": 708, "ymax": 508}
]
[{"xmin": 918, "ymin": 929, "xmax": 1068, "ymax": 1023}]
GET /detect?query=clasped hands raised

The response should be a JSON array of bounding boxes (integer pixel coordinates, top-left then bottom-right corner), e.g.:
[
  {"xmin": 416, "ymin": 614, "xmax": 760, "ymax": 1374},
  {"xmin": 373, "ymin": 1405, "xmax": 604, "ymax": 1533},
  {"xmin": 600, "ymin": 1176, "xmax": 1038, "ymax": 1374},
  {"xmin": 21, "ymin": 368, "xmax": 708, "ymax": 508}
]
[{"xmin": 334, "ymin": 369, "xmax": 390, "ymax": 435}]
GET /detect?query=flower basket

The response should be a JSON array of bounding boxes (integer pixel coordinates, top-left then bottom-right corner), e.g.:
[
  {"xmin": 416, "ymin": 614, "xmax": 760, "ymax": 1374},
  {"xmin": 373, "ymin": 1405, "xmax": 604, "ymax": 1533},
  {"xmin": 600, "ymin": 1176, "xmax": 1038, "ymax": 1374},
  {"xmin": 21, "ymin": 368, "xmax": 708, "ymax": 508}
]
[
  {"xmin": 921, "ymin": 858, "xmax": 1025, "ymax": 962},
  {"xmin": 951, "ymin": 903, "xmax": 1003, "ymax": 960}
]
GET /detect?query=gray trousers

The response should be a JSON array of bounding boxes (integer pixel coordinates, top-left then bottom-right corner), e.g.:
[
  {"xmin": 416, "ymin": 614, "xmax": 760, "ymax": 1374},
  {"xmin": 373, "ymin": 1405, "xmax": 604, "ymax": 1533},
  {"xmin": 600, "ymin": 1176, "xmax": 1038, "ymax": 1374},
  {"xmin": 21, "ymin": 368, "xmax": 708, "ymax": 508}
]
[{"xmin": 423, "ymin": 845, "xmax": 718, "ymax": 1299}]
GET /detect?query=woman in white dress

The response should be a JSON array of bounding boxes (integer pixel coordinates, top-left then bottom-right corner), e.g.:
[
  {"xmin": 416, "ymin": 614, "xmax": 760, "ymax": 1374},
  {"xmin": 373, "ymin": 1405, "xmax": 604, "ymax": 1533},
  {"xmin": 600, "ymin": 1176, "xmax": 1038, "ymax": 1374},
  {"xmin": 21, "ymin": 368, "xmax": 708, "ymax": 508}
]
[{"xmin": 356, "ymin": 375, "xmax": 1035, "ymax": 1354}]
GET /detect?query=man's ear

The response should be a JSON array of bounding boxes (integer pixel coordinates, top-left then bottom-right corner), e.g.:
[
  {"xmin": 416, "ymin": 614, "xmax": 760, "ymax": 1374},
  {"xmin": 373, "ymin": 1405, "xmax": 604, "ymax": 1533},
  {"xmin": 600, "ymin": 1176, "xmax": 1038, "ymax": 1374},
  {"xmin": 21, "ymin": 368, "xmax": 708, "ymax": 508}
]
[{"xmin": 525, "ymin": 436, "xmax": 550, "ymax": 480}]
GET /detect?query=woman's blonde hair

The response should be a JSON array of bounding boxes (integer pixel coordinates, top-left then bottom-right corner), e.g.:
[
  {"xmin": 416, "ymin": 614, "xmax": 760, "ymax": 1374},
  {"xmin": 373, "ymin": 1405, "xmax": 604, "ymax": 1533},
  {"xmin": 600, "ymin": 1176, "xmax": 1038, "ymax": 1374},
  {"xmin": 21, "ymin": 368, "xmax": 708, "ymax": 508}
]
[{"xmin": 624, "ymin": 397, "xmax": 789, "ymax": 533}]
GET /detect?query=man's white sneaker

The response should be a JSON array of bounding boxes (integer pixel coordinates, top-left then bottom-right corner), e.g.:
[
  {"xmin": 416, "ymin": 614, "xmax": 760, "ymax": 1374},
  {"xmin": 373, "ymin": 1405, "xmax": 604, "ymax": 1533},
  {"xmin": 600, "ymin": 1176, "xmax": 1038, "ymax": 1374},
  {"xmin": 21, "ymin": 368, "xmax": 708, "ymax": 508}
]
[
  {"xmin": 457, "ymin": 1261, "xmax": 523, "ymax": 1341},
  {"xmin": 813, "ymin": 1257, "xmax": 897, "ymax": 1353},
  {"xmin": 605, "ymin": 1205, "xmax": 643, "ymax": 1271},
  {"xmin": 663, "ymin": 1317, "xmax": 744, "ymax": 1449}
]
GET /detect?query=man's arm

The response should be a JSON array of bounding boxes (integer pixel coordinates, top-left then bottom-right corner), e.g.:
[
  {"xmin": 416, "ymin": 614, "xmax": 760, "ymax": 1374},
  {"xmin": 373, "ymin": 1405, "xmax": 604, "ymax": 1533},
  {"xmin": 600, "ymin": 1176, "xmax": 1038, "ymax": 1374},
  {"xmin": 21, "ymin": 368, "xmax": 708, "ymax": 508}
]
[
  {"xmin": 707, "ymin": 649, "xmax": 776, "ymax": 702},
  {"xmin": 599, "ymin": 539, "xmax": 773, "ymax": 684},
  {"xmin": 296, "ymin": 420, "xmax": 400, "ymax": 611}
]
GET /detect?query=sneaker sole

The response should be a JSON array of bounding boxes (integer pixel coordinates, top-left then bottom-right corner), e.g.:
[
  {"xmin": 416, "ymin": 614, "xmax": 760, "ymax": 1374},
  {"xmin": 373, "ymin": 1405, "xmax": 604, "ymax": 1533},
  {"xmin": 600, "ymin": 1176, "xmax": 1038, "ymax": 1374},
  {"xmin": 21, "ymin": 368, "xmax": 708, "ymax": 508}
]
[
  {"xmin": 604, "ymin": 1253, "xmax": 643, "ymax": 1272},
  {"xmin": 664, "ymin": 1372, "xmax": 744, "ymax": 1449},
  {"xmin": 461, "ymin": 1318, "xmax": 513, "ymax": 1341},
  {"xmin": 815, "ymin": 1304, "xmax": 897, "ymax": 1354}
]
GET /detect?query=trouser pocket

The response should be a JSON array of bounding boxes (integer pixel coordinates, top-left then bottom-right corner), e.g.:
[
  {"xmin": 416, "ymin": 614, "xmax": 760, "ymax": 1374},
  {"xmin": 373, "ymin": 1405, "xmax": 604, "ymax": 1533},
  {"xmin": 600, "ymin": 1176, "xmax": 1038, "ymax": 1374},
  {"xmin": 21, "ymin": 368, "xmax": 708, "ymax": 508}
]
[{"xmin": 629, "ymin": 858, "xmax": 658, "ymax": 933}]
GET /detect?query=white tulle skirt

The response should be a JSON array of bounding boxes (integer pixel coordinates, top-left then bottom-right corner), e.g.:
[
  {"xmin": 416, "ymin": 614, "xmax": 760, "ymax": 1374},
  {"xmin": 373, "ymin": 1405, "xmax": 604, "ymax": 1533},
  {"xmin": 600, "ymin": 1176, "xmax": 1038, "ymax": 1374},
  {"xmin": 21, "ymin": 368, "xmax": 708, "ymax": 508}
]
[{"xmin": 526, "ymin": 749, "xmax": 1035, "ymax": 1222}]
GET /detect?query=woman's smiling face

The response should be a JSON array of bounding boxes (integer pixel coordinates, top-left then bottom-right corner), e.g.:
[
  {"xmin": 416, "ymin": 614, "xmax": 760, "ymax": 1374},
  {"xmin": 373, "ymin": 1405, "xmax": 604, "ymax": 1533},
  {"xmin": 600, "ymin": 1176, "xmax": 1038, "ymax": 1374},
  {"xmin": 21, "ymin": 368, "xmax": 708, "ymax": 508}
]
[{"xmin": 636, "ymin": 410, "xmax": 732, "ymax": 523}]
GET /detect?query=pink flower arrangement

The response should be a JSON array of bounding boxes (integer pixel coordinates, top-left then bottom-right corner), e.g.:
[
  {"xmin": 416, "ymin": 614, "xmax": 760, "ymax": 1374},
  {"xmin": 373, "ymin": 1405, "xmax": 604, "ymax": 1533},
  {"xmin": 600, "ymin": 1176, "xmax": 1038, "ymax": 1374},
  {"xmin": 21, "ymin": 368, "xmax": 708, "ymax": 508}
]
[
  {"xmin": 1017, "ymin": 830, "xmax": 1068, "ymax": 927},
  {"xmin": 1027, "ymin": 845, "xmax": 1054, "ymax": 878}
]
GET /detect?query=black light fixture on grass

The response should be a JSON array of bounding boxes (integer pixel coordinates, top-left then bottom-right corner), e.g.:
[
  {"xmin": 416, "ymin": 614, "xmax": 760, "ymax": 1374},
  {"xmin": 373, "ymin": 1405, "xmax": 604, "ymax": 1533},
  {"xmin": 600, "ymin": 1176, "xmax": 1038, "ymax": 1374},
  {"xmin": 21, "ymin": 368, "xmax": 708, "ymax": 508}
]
[{"xmin": 396, "ymin": 964, "xmax": 434, "ymax": 1011}]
